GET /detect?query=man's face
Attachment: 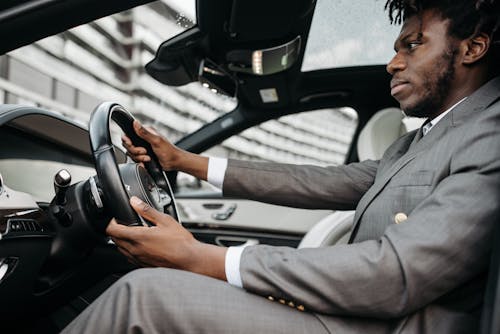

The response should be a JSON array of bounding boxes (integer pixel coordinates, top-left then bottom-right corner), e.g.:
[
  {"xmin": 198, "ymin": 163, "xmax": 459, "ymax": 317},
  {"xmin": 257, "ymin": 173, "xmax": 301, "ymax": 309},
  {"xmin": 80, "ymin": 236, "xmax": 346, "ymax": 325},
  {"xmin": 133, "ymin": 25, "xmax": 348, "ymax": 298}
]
[{"xmin": 387, "ymin": 10, "xmax": 461, "ymax": 119}]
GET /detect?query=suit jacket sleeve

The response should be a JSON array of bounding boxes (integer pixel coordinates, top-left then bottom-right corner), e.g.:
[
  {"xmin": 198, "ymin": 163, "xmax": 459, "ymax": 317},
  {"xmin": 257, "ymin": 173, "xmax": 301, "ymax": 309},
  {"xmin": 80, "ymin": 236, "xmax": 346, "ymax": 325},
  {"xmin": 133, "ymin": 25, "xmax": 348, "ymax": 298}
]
[
  {"xmin": 238, "ymin": 101, "xmax": 500, "ymax": 318},
  {"xmin": 223, "ymin": 159, "xmax": 379, "ymax": 210}
]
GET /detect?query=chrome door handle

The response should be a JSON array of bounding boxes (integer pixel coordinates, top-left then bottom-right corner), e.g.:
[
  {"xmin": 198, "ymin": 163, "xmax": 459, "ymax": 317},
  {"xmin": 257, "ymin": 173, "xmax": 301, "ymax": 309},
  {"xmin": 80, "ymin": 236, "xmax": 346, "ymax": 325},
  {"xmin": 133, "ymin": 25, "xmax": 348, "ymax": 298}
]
[
  {"xmin": 215, "ymin": 237, "xmax": 259, "ymax": 247},
  {"xmin": 211, "ymin": 204, "xmax": 237, "ymax": 221}
]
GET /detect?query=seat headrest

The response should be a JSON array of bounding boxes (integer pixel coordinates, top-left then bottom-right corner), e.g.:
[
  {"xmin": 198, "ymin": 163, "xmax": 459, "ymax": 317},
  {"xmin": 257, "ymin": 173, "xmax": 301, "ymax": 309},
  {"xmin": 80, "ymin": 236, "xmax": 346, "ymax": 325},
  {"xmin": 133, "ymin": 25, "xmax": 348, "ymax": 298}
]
[{"xmin": 356, "ymin": 108, "xmax": 404, "ymax": 161}]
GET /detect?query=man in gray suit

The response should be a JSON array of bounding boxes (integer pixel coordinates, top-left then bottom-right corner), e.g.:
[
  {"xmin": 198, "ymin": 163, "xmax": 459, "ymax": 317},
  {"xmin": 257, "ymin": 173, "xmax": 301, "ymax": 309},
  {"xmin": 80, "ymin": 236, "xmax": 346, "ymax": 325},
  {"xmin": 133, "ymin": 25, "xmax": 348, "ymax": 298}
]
[{"xmin": 64, "ymin": 0, "xmax": 500, "ymax": 333}]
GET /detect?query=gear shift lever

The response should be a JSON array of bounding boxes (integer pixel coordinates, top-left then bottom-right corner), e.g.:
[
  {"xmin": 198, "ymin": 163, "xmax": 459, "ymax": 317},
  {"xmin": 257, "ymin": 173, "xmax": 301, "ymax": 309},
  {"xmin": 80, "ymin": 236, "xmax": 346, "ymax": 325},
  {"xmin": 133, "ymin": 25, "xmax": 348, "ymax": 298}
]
[
  {"xmin": 54, "ymin": 169, "xmax": 71, "ymax": 205},
  {"xmin": 52, "ymin": 169, "xmax": 73, "ymax": 226}
]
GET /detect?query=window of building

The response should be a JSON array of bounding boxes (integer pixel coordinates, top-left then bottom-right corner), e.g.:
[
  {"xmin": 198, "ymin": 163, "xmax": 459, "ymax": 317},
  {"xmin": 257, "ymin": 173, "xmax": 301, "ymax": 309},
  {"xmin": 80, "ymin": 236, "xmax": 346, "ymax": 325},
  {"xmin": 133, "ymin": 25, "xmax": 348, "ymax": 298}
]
[
  {"xmin": 8, "ymin": 58, "xmax": 52, "ymax": 98},
  {"xmin": 76, "ymin": 91, "xmax": 103, "ymax": 112},
  {"xmin": 54, "ymin": 80, "xmax": 76, "ymax": 107}
]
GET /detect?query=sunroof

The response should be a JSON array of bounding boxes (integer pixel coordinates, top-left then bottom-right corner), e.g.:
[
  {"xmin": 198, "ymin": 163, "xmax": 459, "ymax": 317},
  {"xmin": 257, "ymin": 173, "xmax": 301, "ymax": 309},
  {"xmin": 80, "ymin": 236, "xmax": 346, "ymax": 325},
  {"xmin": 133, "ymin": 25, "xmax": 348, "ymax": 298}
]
[
  {"xmin": 162, "ymin": 0, "xmax": 196, "ymax": 23},
  {"xmin": 301, "ymin": 0, "xmax": 401, "ymax": 72}
]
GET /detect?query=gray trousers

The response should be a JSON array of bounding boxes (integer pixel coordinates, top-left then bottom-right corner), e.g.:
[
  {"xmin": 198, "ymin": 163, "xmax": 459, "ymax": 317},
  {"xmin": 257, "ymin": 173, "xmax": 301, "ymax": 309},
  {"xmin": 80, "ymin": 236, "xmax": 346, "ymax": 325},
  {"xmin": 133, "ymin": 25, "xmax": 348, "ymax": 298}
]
[{"xmin": 61, "ymin": 268, "xmax": 330, "ymax": 333}]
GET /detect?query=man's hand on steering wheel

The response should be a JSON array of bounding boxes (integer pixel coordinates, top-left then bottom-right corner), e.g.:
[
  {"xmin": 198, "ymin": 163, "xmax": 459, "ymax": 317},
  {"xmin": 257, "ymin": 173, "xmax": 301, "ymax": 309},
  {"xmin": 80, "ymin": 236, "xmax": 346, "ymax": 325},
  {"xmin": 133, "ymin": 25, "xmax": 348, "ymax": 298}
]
[
  {"xmin": 121, "ymin": 120, "xmax": 210, "ymax": 181},
  {"xmin": 107, "ymin": 196, "xmax": 228, "ymax": 281},
  {"xmin": 88, "ymin": 104, "xmax": 226, "ymax": 279},
  {"xmin": 122, "ymin": 120, "xmax": 182, "ymax": 171}
]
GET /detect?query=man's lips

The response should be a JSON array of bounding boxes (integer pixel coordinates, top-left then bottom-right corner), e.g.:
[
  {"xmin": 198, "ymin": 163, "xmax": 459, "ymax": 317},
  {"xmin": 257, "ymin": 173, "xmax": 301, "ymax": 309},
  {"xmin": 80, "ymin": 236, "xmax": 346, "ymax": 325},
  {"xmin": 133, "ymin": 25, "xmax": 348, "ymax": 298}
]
[{"xmin": 390, "ymin": 79, "xmax": 410, "ymax": 96}]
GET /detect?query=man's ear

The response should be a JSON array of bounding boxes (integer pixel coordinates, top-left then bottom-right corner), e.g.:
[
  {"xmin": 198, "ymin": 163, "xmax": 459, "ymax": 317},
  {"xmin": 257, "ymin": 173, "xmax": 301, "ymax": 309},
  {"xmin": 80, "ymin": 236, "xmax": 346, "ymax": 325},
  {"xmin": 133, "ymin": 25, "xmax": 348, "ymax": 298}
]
[{"xmin": 461, "ymin": 32, "xmax": 491, "ymax": 65}]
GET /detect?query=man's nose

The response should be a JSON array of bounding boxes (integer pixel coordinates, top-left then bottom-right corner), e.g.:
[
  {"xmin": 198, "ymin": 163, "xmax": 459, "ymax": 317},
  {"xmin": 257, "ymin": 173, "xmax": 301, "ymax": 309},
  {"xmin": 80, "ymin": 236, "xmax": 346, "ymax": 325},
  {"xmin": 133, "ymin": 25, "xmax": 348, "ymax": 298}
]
[{"xmin": 386, "ymin": 52, "xmax": 406, "ymax": 75}]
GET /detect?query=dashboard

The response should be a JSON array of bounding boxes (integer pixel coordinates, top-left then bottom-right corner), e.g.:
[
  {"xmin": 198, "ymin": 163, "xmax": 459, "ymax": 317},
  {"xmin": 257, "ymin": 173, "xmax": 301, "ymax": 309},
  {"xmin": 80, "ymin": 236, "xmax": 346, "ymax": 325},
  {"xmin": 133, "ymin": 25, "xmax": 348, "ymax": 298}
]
[
  {"xmin": 0, "ymin": 177, "xmax": 46, "ymax": 236},
  {"xmin": 0, "ymin": 178, "xmax": 54, "ymax": 318},
  {"xmin": 0, "ymin": 105, "xmax": 132, "ymax": 326}
]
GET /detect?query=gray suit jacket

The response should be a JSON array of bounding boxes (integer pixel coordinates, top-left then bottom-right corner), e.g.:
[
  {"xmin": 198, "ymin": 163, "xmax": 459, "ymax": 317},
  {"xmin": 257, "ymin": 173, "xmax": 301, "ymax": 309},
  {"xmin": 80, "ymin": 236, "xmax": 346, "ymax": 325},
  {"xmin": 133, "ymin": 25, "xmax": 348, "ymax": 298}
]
[{"xmin": 223, "ymin": 76, "xmax": 500, "ymax": 333}]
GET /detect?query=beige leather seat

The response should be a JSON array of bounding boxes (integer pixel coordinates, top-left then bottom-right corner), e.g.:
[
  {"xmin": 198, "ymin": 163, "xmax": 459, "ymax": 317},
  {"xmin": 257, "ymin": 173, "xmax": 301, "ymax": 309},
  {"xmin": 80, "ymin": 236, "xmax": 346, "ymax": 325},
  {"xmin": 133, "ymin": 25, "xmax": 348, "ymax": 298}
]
[
  {"xmin": 357, "ymin": 108, "xmax": 407, "ymax": 160},
  {"xmin": 298, "ymin": 108, "xmax": 423, "ymax": 248}
]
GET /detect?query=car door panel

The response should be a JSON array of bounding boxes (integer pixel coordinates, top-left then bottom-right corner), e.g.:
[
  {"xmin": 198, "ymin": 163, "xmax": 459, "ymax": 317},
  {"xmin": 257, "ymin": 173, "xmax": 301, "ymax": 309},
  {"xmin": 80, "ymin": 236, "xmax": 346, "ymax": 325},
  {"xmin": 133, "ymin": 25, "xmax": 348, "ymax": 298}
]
[{"xmin": 176, "ymin": 196, "xmax": 332, "ymax": 248}]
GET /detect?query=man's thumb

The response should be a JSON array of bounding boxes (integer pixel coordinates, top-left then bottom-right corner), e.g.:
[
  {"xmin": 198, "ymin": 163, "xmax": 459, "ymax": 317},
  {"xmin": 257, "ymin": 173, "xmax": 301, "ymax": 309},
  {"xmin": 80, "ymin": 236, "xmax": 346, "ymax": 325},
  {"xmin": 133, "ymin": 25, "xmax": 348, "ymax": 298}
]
[{"xmin": 130, "ymin": 196, "xmax": 164, "ymax": 226}]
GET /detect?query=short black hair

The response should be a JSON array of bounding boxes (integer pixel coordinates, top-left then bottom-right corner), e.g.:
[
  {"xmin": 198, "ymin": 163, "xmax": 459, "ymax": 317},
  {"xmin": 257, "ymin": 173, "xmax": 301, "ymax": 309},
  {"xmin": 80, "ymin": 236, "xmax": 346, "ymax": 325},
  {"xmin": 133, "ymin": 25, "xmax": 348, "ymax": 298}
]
[
  {"xmin": 385, "ymin": 0, "xmax": 499, "ymax": 72},
  {"xmin": 385, "ymin": 1, "xmax": 499, "ymax": 41}
]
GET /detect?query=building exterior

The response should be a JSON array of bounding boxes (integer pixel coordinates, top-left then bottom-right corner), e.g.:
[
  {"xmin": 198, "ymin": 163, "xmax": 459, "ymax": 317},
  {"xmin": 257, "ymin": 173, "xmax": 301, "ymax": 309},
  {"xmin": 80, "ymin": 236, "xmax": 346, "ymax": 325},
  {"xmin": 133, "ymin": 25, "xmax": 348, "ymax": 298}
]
[{"xmin": 1, "ymin": 0, "xmax": 357, "ymax": 167}]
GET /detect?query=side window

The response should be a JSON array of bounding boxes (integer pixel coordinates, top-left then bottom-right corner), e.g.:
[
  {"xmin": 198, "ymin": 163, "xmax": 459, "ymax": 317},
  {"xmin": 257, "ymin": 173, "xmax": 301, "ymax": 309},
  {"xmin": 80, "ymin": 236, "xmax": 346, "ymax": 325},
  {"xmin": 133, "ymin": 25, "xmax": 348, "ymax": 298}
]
[
  {"xmin": 230, "ymin": 108, "xmax": 358, "ymax": 165},
  {"xmin": 177, "ymin": 108, "xmax": 358, "ymax": 192}
]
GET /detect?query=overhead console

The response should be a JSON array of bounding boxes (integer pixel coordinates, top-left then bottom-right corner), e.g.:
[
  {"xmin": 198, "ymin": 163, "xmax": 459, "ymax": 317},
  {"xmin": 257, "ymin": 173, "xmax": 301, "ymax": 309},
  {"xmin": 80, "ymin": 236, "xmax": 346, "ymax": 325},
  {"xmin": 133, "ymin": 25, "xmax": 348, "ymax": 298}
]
[{"xmin": 146, "ymin": 0, "xmax": 315, "ymax": 100}]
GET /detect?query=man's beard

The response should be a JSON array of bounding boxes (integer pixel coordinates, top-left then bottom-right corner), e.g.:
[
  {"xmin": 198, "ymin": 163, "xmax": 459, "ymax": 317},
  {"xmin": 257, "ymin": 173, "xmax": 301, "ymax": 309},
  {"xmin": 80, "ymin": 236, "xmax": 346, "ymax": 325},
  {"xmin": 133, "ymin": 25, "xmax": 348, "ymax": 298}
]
[{"xmin": 404, "ymin": 48, "xmax": 458, "ymax": 118}]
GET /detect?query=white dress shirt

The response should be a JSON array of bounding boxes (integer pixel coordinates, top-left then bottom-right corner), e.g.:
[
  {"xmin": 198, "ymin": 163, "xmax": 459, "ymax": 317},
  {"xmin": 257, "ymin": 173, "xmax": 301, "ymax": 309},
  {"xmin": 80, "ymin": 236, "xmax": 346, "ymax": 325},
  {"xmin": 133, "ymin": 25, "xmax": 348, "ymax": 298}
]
[
  {"xmin": 206, "ymin": 157, "xmax": 245, "ymax": 286},
  {"xmin": 421, "ymin": 98, "xmax": 467, "ymax": 135},
  {"xmin": 208, "ymin": 98, "xmax": 467, "ymax": 288}
]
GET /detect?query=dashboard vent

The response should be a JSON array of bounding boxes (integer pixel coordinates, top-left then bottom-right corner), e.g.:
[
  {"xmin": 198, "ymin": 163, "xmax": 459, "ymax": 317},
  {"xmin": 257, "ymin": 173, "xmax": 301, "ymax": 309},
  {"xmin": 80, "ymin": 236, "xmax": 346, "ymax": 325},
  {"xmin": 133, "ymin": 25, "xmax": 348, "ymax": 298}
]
[{"xmin": 7, "ymin": 219, "xmax": 43, "ymax": 233}]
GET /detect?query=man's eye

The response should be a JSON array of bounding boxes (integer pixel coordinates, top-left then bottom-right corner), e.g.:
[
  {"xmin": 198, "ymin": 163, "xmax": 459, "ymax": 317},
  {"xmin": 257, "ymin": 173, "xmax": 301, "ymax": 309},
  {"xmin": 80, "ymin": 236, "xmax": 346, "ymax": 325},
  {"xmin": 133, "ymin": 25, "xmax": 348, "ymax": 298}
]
[{"xmin": 408, "ymin": 42, "xmax": 420, "ymax": 50}]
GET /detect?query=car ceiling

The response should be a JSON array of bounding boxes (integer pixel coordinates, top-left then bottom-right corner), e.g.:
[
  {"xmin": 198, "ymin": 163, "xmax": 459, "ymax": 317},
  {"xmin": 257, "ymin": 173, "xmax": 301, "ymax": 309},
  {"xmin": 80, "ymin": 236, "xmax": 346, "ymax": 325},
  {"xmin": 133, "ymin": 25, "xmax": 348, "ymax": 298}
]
[
  {"xmin": 0, "ymin": 0, "xmax": 398, "ymax": 130},
  {"xmin": 0, "ymin": 0, "xmax": 154, "ymax": 54}
]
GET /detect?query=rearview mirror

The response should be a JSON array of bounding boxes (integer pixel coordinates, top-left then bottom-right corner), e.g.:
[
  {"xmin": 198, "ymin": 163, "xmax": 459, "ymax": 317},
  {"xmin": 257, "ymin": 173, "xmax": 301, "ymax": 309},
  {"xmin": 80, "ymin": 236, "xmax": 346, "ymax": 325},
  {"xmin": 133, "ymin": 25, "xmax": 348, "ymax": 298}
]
[{"xmin": 145, "ymin": 27, "xmax": 204, "ymax": 86}]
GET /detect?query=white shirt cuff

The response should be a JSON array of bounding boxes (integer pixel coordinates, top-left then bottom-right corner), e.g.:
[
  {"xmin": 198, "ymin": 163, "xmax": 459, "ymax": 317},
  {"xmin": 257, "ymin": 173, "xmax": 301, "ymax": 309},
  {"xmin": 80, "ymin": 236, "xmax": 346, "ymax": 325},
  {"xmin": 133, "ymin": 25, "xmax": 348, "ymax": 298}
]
[
  {"xmin": 207, "ymin": 157, "xmax": 228, "ymax": 190},
  {"xmin": 225, "ymin": 246, "xmax": 246, "ymax": 288}
]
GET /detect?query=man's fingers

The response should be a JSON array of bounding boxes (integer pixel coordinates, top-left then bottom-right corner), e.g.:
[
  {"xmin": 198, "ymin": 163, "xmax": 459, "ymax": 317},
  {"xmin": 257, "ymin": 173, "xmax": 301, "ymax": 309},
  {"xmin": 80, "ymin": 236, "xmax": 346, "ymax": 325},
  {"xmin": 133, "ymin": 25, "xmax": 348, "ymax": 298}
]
[
  {"xmin": 122, "ymin": 133, "xmax": 151, "ymax": 162},
  {"xmin": 106, "ymin": 219, "xmax": 129, "ymax": 239},
  {"xmin": 133, "ymin": 120, "xmax": 160, "ymax": 142},
  {"xmin": 114, "ymin": 243, "xmax": 144, "ymax": 267},
  {"xmin": 127, "ymin": 152, "xmax": 151, "ymax": 163},
  {"xmin": 130, "ymin": 196, "xmax": 170, "ymax": 227},
  {"xmin": 121, "ymin": 135, "xmax": 132, "ymax": 147},
  {"xmin": 122, "ymin": 139, "xmax": 148, "ymax": 156},
  {"xmin": 106, "ymin": 218, "xmax": 144, "ymax": 240}
]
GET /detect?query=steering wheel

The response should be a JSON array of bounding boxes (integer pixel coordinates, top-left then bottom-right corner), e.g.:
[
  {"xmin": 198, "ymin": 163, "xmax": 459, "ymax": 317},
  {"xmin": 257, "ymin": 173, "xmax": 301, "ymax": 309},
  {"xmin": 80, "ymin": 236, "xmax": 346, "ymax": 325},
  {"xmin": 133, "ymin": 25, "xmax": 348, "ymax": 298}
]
[{"xmin": 88, "ymin": 102, "xmax": 178, "ymax": 227}]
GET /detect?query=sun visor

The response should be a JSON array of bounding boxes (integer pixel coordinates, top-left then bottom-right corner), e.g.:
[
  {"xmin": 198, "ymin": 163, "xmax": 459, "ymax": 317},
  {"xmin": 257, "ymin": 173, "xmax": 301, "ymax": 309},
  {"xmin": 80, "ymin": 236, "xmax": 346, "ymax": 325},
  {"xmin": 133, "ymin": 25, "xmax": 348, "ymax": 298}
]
[{"xmin": 145, "ymin": 27, "xmax": 205, "ymax": 86}]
